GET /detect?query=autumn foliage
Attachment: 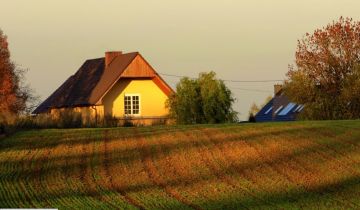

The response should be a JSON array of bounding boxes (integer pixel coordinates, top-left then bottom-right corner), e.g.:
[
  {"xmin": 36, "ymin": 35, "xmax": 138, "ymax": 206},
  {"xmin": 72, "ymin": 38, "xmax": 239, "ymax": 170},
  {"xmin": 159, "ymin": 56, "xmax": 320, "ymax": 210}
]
[
  {"xmin": 285, "ymin": 17, "xmax": 360, "ymax": 120},
  {"xmin": 0, "ymin": 29, "xmax": 31, "ymax": 124}
]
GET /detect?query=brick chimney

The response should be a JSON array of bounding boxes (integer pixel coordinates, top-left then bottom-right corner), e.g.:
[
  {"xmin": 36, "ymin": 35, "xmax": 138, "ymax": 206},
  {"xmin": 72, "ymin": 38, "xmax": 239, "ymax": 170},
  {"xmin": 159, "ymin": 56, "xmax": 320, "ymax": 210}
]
[
  {"xmin": 105, "ymin": 51, "xmax": 122, "ymax": 67},
  {"xmin": 274, "ymin": 84, "xmax": 283, "ymax": 96}
]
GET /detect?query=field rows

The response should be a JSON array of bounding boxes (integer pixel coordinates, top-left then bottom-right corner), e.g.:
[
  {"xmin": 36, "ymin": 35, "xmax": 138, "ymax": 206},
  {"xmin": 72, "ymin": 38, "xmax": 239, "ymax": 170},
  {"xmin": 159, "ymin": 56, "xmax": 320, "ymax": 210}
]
[{"xmin": 1, "ymin": 121, "xmax": 360, "ymax": 209}]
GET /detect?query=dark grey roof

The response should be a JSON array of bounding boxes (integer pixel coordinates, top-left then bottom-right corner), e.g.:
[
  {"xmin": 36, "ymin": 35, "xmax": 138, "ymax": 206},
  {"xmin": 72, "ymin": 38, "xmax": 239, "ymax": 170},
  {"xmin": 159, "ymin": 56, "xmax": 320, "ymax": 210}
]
[
  {"xmin": 33, "ymin": 52, "xmax": 138, "ymax": 114},
  {"xmin": 255, "ymin": 92, "xmax": 303, "ymax": 122}
]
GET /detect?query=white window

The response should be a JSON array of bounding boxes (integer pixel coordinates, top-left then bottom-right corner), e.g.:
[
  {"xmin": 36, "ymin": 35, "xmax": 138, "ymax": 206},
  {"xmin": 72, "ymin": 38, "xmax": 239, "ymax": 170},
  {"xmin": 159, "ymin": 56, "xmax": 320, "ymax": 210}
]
[
  {"xmin": 124, "ymin": 94, "xmax": 140, "ymax": 116},
  {"xmin": 264, "ymin": 107, "xmax": 273, "ymax": 115},
  {"xmin": 293, "ymin": 105, "xmax": 301, "ymax": 112},
  {"xmin": 298, "ymin": 105, "xmax": 305, "ymax": 112},
  {"xmin": 274, "ymin": 105, "xmax": 283, "ymax": 115},
  {"xmin": 278, "ymin": 103, "xmax": 296, "ymax": 116}
]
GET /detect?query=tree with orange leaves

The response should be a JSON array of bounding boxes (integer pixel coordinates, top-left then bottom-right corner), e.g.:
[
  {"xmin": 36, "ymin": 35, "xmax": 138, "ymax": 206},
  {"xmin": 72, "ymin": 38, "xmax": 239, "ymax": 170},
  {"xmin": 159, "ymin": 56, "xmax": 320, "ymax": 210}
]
[
  {"xmin": 285, "ymin": 17, "xmax": 360, "ymax": 120},
  {"xmin": 0, "ymin": 29, "xmax": 33, "ymax": 124}
]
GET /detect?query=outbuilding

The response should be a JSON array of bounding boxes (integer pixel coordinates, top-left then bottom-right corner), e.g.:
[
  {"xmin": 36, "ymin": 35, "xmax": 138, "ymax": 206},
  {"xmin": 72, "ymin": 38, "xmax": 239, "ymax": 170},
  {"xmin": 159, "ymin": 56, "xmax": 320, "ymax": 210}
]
[{"xmin": 255, "ymin": 85, "xmax": 304, "ymax": 122}]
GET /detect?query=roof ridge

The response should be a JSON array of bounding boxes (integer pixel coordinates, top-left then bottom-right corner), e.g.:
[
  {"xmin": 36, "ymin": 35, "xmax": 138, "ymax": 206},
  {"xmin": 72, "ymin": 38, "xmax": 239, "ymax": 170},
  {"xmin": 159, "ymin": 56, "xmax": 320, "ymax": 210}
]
[
  {"xmin": 85, "ymin": 57, "xmax": 104, "ymax": 61},
  {"xmin": 87, "ymin": 52, "xmax": 139, "ymax": 62}
]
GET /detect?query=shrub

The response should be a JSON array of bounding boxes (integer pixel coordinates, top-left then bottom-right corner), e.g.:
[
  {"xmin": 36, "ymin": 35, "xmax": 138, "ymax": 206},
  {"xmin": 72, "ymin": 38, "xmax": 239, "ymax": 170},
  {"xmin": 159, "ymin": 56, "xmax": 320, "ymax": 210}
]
[
  {"xmin": 151, "ymin": 118, "xmax": 167, "ymax": 126},
  {"xmin": 167, "ymin": 71, "xmax": 238, "ymax": 124},
  {"xmin": 58, "ymin": 110, "xmax": 82, "ymax": 128},
  {"xmin": 102, "ymin": 115, "xmax": 120, "ymax": 127},
  {"xmin": 122, "ymin": 118, "xmax": 134, "ymax": 127}
]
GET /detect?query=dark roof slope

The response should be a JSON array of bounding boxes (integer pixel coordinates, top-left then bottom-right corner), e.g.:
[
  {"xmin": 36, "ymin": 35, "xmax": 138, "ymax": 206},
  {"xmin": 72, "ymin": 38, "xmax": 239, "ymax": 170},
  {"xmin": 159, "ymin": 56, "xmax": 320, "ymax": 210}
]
[
  {"xmin": 33, "ymin": 52, "xmax": 138, "ymax": 114},
  {"xmin": 255, "ymin": 93, "xmax": 303, "ymax": 122},
  {"xmin": 254, "ymin": 98, "xmax": 275, "ymax": 122},
  {"xmin": 89, "ymin": 52, "xmax": 138, "ymax": 104}
]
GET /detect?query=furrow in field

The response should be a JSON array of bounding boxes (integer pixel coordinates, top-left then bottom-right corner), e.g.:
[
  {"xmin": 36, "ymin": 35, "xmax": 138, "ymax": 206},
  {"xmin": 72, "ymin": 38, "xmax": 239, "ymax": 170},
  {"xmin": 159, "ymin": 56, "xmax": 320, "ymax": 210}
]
[
  {"xmin": 145, "ymin": 131, "xmax": 215, "ymax": 209},
  {"xmin": 245, "ymin": 139, "xmax": 345, "ymax": 207},
  {"xmin": 33, "ymin": 148, "xmax": 55, "ymax": 208},
  {"xmin": 300, "ymin": 130, "xmax": 360, "ymax": 208},
  {"xmin": 2, "ymin": 122, "xmax": 360, "ymax": 209},
  {"xmin": 61, "ymin": 136, "xmax": 106, "ymax": 209},
  {"xmin": 201, "ymin": 128, "xmax": 336, "ymax": 208},
  {"xmin": 0, "ymin": 148, "xmax": 30, "ymax": 207},
  {"xmin": 0, "ymin": 149, "xmax": 16, "ymax": 207},
  {"xmin": 135, "ymin": 129, "xmax": 198, "ymax": 210},
  {"xmin": 103, "ymin": 133, "xmax": 171, "ymax": 209},
  {"xmin": 79, "ymin": 137, "xmax": 115, "ymax": 208},
  {"xmin": 143, "ymin": 133, "xmax": 202, "ymax": 210},
  {"xmin": 18, "ymin": 146, "xmax": 42, "ymax": 207},
  {"xmin": 189, "ymin": 132, "xmax": 254, "ymax": 209},
  {"xmin": 43, "ymin": 140, "xmax": 80, "ymax": 209},
  {"xmin": 153, "ymin": 129, "xmax": 260, "ymax": 209},
  {"xmin": 89, "ymin": 130, "xmax": 140, "ymax": 209},
  {"xmin": 190, "ymin": 129, "xmax": 281, "ymax": 209},
  {"xmin": 169, "ymin": 131, "xmax": 225, "ymax": 207},
  {"xmin": 101, "ymin": 130, "xmax": 145, "ymax": 210},
  {"xmin": 216, "ymin": 127, "xmax": 359, "ymax": 208},
  {"xmin": 42, "ymin": 134, "xmax": 96, "ymax": 209},
  {"xmin": 196, "ymin": 128, "xmax": 285, "ymax": 209}
]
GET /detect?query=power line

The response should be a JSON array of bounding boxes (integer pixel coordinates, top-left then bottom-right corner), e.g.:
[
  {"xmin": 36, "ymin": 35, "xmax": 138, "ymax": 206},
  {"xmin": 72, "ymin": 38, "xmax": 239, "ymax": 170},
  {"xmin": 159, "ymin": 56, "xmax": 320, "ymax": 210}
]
[
  {"xmin": 166, "ymin": 82, "xmax": 273, "ymax": 94},
  {"xmin": 229, "ymin": 87, "xmax": 273, "ymax": 93},
  {"xmin": 159, "ymin": 73, "xmax": 284, "ymax": 83}
]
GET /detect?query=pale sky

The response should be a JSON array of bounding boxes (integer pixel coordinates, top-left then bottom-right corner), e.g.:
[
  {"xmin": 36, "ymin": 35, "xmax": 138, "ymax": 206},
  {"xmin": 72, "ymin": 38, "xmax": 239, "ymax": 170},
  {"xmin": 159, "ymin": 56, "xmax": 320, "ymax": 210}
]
[{"xmin": 1, "ymin": 0, "xmax": 360, "ymax": 120}]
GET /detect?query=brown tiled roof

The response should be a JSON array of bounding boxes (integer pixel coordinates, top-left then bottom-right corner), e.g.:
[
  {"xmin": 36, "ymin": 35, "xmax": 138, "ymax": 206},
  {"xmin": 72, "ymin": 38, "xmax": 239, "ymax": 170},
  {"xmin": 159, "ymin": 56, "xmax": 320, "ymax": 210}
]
[{"xmin": 33, "ymin": 52, "xmax": 138, "ymax": 114}]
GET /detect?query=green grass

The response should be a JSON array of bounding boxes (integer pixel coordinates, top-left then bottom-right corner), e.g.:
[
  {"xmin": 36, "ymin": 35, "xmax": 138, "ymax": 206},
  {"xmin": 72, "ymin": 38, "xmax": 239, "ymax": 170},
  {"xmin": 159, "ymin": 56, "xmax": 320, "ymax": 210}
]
[{"xmin": 1, "ymin": 120, "xmax": 360, "ymax": 209}]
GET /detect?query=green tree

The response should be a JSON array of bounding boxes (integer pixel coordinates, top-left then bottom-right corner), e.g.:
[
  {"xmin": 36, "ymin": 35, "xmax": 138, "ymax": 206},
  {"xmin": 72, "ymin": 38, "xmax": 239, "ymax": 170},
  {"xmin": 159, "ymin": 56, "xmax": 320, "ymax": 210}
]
[
  {"xmin": 285, "ymin": 17, "xmax": 360, "ymax": 120},
  {"xmin": 166, "ymin": 71, "xmax": 238, "ymax": 124}
]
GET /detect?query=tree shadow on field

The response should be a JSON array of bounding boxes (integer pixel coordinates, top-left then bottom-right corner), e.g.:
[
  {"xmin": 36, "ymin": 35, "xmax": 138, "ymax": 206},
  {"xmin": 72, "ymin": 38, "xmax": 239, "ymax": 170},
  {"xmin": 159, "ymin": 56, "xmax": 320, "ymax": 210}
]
[
  {"xmin": 195, "ymin": 175, "xmax": 360, "ymax": 209},
  {"xmin": 0, "ymin": 122, "xmax": 350, "ymax": 152},
  {"xmin": 0, "ymin": 126, "xmax": 203, "ymax": 151},
  {"xmin": 0, "ymin": 125, "xmax": 358, "ymax": 181},
  {"xmin": 1, "ymin": 124, "xmax": 359, "ymax": 208},
  {"xmin": 2, "ymin": 174, "xmax": 360, "ymax": 209},
  {"xmin": 0, "ymin": 123, "xmax": 333, "ymax": 152},
  {"xmin": 1, "ymin": 146, "xmax": 360, "ymax": 209},
  {"xmin": 0, "ymin": 125, "xmax": 334, "ymax": 171}
]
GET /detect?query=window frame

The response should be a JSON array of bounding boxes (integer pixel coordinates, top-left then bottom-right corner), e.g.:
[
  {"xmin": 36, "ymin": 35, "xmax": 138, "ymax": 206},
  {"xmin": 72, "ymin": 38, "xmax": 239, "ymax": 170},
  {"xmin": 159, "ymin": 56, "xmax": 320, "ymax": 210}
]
[{"xmin": 124, "ymin": 93, "xmax": 141, "ymax": 116}]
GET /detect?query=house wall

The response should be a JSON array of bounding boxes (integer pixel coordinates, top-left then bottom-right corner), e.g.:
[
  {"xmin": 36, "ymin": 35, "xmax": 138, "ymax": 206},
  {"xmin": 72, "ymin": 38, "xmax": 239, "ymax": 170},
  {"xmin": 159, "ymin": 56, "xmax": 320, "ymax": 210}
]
[
  {"xmin": 50, "ymin": 105, "xmax": 104, "ymax": 124},
  {"xmin": 102, "ymin": 78, "xmax": 169, "ymax": 118}
]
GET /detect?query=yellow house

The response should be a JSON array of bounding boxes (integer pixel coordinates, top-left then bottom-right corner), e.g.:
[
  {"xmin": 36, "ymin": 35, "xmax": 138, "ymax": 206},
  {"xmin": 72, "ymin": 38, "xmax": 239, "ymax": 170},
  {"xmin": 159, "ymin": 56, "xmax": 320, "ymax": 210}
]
[{"xmin": 33, "ymin": 51, "xmax": 174, "ymax": 125}]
